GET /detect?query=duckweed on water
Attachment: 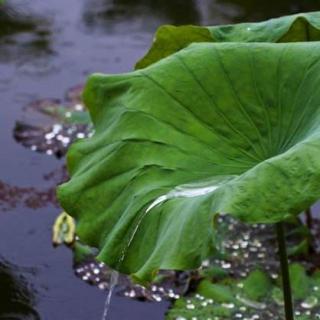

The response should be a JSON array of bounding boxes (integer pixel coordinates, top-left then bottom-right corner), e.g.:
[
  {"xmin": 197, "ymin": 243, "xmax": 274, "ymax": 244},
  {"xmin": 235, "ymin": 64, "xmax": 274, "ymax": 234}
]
[{"xmin": 166, "ymin": 268, "xmax": 320, "ymax": 320}]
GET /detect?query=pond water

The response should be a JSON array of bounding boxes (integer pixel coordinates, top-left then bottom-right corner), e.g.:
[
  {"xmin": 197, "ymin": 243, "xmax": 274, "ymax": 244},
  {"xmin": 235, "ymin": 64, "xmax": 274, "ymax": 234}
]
[{"xmin": 1, "ymin": 0, "xmax": 320, "ymax": 319}]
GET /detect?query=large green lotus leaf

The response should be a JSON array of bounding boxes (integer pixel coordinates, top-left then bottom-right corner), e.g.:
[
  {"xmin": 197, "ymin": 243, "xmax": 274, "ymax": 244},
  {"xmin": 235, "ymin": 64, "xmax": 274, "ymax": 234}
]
[
  {"xmin": 58, "ymin": 42, "xmax": 320, "ymax": 282},
  {"xmin": 136, "ymin": 11, "xmax": 320, "ymax": 69}
]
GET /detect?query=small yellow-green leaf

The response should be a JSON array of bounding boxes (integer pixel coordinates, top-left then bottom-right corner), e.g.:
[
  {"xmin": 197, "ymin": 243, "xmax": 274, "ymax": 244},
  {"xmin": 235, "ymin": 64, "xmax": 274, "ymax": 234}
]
[{"xmin": 52, "ymin": 212, "xmax": 76, "ymax": 246}]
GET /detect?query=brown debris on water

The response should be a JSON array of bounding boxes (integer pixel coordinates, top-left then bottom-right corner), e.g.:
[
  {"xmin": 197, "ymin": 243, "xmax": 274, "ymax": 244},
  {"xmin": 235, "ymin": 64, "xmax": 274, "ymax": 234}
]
[{"xmin": 0, "ymin": 180, "xmax": 58, "ymax": 211}]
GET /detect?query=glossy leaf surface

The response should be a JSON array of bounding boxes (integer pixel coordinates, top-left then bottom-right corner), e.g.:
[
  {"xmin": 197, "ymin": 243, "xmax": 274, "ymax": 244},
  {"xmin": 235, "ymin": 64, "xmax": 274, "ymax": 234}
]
[{"xmin": 58, "ymin": 42, "xmax": 320, "ymax": 282}]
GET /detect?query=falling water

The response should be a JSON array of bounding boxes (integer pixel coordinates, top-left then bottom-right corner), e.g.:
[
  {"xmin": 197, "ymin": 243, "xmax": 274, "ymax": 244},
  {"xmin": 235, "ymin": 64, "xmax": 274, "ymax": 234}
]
[
  {"xmin": 100, "ymin": 181, "xmax": 224, "ymax": 319},
  {"xmin": 101, "ymin": 270, "xmax": 119, "ymax": 320},
  {"xmin": 146, "ymin": 184, "xmax": 220, "ymax": 213}
]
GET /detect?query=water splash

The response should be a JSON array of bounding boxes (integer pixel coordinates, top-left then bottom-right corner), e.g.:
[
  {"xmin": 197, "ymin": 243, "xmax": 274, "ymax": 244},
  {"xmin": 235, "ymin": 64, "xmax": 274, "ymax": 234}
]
[{"xmin": 101, "ymin": 270, "xmax": 119, "ymax": 320}]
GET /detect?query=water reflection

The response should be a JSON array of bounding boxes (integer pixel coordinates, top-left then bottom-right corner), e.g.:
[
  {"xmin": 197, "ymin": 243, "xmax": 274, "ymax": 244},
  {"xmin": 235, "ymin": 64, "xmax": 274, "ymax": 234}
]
[
  {"xmin": 82, "ymin": 0, "xmax": 320, "ymax": 33},
  {"xmin": 82, "ymin": 0, "xmax": 201, "ymax": 33},
  {"xmin": 0, "ymin": 3, "xmax": 52, "ymax": 62},
  {"xmin": 0, "ymin": 259, "xmax": 39, "ymax": 320},
  {"xmin": 215, "ymin": 0, "xmax": 320, "ymax": 22}
]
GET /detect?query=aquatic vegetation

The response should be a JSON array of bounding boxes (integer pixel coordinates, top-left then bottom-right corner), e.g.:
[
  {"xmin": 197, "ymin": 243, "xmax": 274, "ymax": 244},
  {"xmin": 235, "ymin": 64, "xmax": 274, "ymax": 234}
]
[
  {"xmin": 167, "ymin": 265, "xmax": 320, "ymax": 320},
  {"xmin": 14, "ymin": 85, "xmax": 91, "ymax": 158},
  {"xmin": 57, "ymin": 12, "xmax": 320, "ymax": 319},
  {"xmin": 53, "ymin": 214, "xmax": 313, "ymax": 307}
]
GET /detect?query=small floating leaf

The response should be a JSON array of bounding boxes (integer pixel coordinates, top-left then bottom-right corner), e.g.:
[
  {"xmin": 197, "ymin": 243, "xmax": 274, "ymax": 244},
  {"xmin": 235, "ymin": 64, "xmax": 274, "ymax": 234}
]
[
  {"xmin": 197, "ymin": 280, "xmax": 235, "ymax": 303},
  {"xmin": 290, "ymin": 263, "xmax": 311, "ymax": 300},
  {"xmin": 242, "ymin": 270, "xmax": 271, "ymax": 301}
]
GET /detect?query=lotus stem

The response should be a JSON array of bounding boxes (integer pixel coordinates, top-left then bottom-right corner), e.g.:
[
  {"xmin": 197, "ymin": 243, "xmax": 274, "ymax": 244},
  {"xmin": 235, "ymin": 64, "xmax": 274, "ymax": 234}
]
[
  {"xmin": 276, "ymin": 222, "xmax": 294, "ymax": 320},
  {"xmin": 305, "ymin": 207, "xmax": 313, "ymax": 229}
]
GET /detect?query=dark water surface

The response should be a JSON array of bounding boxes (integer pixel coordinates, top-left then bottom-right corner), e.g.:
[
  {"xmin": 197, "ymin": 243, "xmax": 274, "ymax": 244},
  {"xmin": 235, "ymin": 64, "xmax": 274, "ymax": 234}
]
[{"xmin": 1, "ymin": 0, "xmax": 320, "ymax": 319}]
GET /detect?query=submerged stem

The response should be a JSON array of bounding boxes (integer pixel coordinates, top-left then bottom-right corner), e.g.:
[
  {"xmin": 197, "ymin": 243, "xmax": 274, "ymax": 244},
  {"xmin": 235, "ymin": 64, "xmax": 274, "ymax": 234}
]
[{"xmin": 276, "ymin": 222, "xmax": 294, "ymax": 320}]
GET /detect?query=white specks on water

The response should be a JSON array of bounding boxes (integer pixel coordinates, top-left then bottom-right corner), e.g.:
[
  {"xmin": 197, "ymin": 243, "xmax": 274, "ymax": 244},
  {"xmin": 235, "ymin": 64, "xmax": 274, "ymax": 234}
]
[
  {"xmin": 236, "ymin": 295, "xmax": 266, "ymax": 310},
  {"xmin": 153, "ymin": 294, "xmax": 162, "ymax": 302},
  {"xmin": 52, "ymin": 124, "xmax": 62, "ymax": 134},
  {"xmin": 186, "ymin": 303, "xmax": 195, "ymax": 310},
  {"xmin": 301, "ymin": 296, "xmax": 318, "ymax": 309},
  {"xmin": 93, "ymin": 268, "xmax": 100, "ymax": 275},
  {"xmin": 98, "ymin": 282, "xmax": 108, "ymax": 290},
  {"xmin": 62, "ymin": 137, "xmax": 71, "ymax": 145},
  {"xmin": 77, "ymin": 132, "xmax": 85, "ymax": 139},
  {"xmin": 201, "ymin": 259, "xmax": 210, "ymax": 267},
  {"xmin": 222, "ymin": 303, "xmax": 235, "ymax": 309},
  {"xmin": 45, "ymin": 132, "xmax": 55, "ymax": 140},
  {"xmin": 75, "ymin": 103, "xmax": 83, "ymax": 111},
  {"xmin": 195, "ymin": 294, "xmax": 205, "ymax": 300},
  {"xmin": 124, "ymin": 289, "xmax": 136, "ymax": 298},
  {"xmin": 221, "ymin": 261, "xmax": 231, "ymax": 269}
]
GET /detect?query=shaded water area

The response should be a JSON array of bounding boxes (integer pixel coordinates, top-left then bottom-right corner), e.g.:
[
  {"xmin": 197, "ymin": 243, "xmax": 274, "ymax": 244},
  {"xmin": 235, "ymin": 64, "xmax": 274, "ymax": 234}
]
[{"xmin": 1, "ymin": 0, "xmax": 320, "ymax": 319}]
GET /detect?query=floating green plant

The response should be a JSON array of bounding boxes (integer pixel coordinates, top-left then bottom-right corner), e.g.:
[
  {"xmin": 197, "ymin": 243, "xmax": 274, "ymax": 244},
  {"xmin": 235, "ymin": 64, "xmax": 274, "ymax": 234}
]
[{"xmin": 167, "ymin": 266, "xmax": 320, "ymax": 320}]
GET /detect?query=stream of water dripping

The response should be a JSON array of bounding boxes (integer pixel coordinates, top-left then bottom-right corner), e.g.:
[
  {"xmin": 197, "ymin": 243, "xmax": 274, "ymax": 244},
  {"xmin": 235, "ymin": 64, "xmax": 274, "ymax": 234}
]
[
  {"xmin": 101, "ymin": 270, "xmax": 119, "ymax": 320},
  {"xmin": 100, "ymin": 182, "xmax": 223, "ymax": 319}
]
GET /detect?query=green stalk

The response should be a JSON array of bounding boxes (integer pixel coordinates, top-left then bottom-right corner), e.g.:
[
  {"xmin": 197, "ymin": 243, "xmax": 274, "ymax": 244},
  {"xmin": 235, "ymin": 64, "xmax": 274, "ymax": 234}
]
[
  {"xmin": 276, "ymin": 222, "xmax": 294, "ymax": 320},
  {"xmin": 305, "ymin": 207, "xmax": 313, "ymax": 229}
]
